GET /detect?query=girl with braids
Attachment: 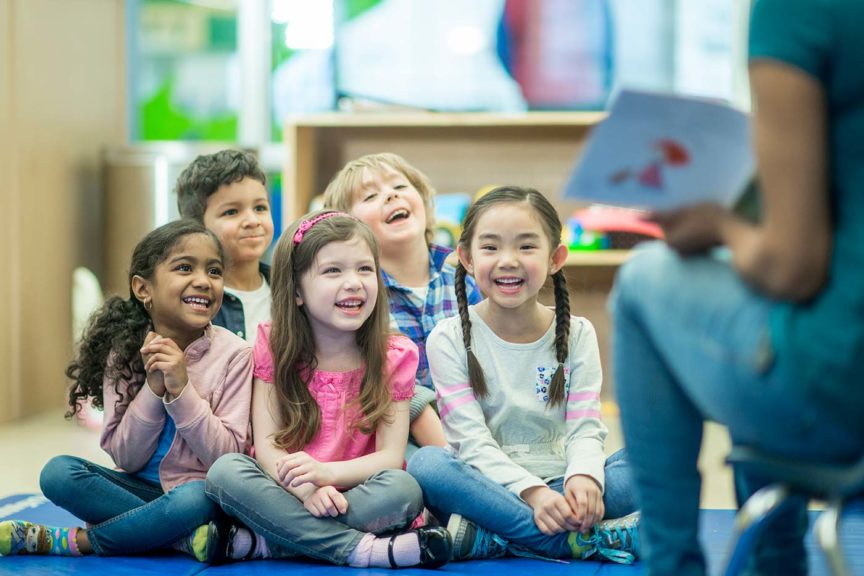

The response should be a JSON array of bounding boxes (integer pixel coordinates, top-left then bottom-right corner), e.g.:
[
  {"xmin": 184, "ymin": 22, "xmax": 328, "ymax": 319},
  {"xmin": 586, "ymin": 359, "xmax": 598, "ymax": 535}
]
[
  {"xmin": 203, "ymin": 210, "xmax": 452, "ymax": 569},
  {"xmin": 0, "ymin": 220, "xmax": 254, "ymax": 561},
  {"xmin": 408, "ymin": 186, "xmax": 639, "ymax": 564}
]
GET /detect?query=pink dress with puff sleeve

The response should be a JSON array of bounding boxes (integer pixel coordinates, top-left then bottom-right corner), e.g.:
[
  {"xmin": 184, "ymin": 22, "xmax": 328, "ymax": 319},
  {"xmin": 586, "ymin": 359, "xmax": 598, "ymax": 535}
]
[{"xmin": 252, "ymin": 322, "xmax": 417, "ymax": 464}]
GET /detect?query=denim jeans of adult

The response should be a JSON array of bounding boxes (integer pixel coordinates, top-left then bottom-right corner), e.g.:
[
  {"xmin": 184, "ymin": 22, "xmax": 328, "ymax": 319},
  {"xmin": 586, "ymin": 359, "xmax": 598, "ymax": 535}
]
[
  {"xmin": 204, "ymin": 453, "xmax": 424, "ymax": 565},
  {"xmin": 610, "ymin": 243, "xmax": 863, "ymax": 576},
  {"xmin": 39, "ymin": 455, "xmax": 221, "ymax": 555},
  {"xmin": 407, "ymin": 445, "xmax": 637, "ymax": 559}
]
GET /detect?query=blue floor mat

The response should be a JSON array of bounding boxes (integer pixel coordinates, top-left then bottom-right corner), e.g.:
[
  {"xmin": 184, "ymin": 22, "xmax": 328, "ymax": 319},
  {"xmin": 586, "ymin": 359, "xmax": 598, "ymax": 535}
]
[{"xmin": 2, "ymin": 493, "xmax": 863, "ymax": 575}]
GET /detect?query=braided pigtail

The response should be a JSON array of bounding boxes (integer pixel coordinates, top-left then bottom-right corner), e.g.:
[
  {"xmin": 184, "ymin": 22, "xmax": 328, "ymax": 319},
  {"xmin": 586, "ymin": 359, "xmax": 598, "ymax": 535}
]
[
  {"xmin": 455, "ymin": 263, "xmax": 487, "ymax": 397},
  {"xmin": 547, "ymin": 270, "xmax": 571, "ymax": 407}
]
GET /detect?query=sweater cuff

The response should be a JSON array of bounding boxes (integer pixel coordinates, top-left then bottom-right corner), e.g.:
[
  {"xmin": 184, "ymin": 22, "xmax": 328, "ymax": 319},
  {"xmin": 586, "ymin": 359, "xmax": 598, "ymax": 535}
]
[
  {"xmin": 509, "ymin": 476, "xmax": 547, "ymax": 502},
  {"xmin": 127, "ymin": 384, "xmax": 167, "ymax": 423},
  {"xmin": 565, "ymin": 462, "xmax": 605, "ymax": 494},
  {"xmin": 164, "ymin": 381, "xmax": 208, "ymax": 428},
  {"xmin": 409, "ymin": 386, "xmax": 437, "ymax": 422}
]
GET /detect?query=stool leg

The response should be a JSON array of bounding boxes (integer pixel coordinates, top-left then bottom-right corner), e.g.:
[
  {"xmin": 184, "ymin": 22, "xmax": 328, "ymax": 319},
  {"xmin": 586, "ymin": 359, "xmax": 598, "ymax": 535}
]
[
  {"xmin": 724, "ymin": 484, "xmax": 799, "ymax": 576},
  {"xmin": 815, "ymin": 501, "xmax": 850, "ymax": 576}
]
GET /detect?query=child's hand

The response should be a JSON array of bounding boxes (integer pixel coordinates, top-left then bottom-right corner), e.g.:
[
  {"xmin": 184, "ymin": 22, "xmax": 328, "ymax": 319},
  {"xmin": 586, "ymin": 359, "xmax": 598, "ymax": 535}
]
[
  {"xmin": 141, "ymin": 336, "xmax": 188, "ymax": 399},
  {"xmin": 521, "ymin": 486, "xmax": 581, "ymax": 535},
  {"xmin": 140, "ymin": 332, "xmax": 166, "ymax": 397},
  {"xmin": 276, "ymin": 451, "xmax": 335, "ymax": 488},
  {"xmin": 564, "ymin": 475, "xmax": 605, "ymax": 533},
  {"xmin": 303, "ymin": 486, "xmax": 349, "ymax": 518}
]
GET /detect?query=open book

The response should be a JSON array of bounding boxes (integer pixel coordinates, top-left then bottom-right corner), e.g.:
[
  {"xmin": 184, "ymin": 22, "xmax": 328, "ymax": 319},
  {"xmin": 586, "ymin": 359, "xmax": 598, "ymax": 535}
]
[{"xmin": 564, "ymin": 89, "xmax": 755, "ymax": 211}]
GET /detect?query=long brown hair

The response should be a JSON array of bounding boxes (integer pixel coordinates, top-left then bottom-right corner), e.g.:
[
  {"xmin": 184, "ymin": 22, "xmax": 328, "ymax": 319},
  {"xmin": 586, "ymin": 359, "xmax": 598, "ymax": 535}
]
[
  {"xmin": 269, "ymin": 210, "xmax": 393, "ymax": 451},
  {"xmin": 455, "ymin": 186, "xmax": 571, "ymax": 407},
  {"xmin": 322, "ymin": 152, "xmax": 437, "ymax": 244}
]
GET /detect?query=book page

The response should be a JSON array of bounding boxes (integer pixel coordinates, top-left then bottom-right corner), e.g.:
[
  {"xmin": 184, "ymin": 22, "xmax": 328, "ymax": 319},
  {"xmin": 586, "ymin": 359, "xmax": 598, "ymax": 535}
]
[{"xmin": 564, "ymin": 89, "xmax": 754, "ymax": 210}]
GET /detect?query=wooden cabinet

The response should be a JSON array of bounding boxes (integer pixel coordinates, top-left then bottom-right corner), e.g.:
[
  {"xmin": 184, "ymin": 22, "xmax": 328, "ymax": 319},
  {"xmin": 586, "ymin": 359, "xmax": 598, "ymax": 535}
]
[{"xmin": 0, "ymin": 0, "xmax": 126, "ymax": 423}]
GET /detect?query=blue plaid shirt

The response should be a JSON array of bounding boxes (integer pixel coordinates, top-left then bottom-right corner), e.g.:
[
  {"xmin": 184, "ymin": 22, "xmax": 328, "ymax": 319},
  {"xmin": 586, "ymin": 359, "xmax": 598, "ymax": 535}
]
[{"xmin": 383, "ymin": 244, "xmax": 483, "ymax": 389}]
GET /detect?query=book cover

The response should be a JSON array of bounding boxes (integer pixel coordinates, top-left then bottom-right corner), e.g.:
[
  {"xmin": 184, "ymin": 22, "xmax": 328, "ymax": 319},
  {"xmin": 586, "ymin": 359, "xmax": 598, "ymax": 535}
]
[{"xmin": 564, "ymin": 89, "xmax": 755, "ymax": 211}]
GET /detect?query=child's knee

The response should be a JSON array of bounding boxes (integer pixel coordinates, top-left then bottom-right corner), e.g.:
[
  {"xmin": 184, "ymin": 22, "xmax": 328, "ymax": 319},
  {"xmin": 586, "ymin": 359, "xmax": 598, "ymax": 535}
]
[
  {"xmin": 205, "ymin": 453, "xmax": 250, "ymax": 492},
  {"xmin": 406, "ymin": 445, "xmax": 449, "ymax": 480},
  {"xmin": 384, "ymin": 469, "xmax": 423, "ymax": 499},
  {"xmin": 40, "ymin": 455, "xmax": 81, "ymax": 502},
  {"xmin": 167, "ymin": 481, "xmax": 219, "ymax": 519}
]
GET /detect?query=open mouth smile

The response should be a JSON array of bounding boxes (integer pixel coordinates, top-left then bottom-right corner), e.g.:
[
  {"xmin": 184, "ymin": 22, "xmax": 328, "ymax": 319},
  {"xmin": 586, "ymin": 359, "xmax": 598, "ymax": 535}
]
[
  {"xmin": 336, "ymin": 298, "xmax": 365, "ymax": 311},
  {"xmin": 385, "ymin": 209, "xmax": 410, "ymax": 224},
  {"xmin": 182, "ymin": 296, "xmax": 212, "ymax": 311}
]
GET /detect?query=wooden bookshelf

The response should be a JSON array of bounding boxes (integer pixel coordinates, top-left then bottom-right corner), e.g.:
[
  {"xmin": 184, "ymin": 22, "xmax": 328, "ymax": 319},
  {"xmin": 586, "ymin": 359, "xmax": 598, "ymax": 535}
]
[
  {"xmin": 281, "ymin": 113, "xmax": 632, "ymax": 397},
  {"xmin": 282, "ymin": 112, "xmax": 607, "ymax": 245}
]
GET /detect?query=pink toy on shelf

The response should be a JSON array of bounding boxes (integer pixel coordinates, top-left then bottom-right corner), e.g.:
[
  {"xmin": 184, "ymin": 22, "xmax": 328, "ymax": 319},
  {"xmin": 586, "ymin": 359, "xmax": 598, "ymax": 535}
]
[{"xmin": 570, "ymin": 205, "xmax": 664, "ymax": 239}]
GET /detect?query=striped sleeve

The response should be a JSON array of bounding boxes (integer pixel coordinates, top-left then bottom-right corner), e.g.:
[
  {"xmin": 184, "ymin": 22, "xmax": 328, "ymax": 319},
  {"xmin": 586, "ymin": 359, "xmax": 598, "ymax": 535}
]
[
  {"xmin": 427, "ymin": 320, "xmax": 546, "ymax": 498},
  {"xmin": 563, "ymin": 318, "xmax": 608, "ymax": 491}
]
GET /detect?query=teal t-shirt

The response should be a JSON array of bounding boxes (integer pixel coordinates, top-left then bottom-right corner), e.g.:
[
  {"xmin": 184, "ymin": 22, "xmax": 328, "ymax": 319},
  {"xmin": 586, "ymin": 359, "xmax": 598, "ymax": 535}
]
[
  {"xmin": 750, "ymin": 0, "xmax": 864, "ymax": 432},
  {"xmin": 137, "ymin": 415, "xmax": 176, "ymax": 486}
]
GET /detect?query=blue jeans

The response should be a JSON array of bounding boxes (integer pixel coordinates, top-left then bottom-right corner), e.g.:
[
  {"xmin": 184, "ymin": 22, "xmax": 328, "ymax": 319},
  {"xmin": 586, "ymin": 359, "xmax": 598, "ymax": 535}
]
[
  {"xmin": 39, "ymin": 455, "xmax": 221, "ymax": 555},
  {"xmin": 204, "ymin": 453, "xmax": 424, "ymax": 565},
  {"xmin": 610, "ymin": 243, "xmax": 863, "ymax": 576},
  {"xmin": 407, "ymin": 445, "xmax": 637, "ymax": 559}
]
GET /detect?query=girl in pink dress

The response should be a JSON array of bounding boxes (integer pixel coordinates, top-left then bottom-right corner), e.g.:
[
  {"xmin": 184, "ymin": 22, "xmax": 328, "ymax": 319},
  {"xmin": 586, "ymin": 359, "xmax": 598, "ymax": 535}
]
[{"xmin": 204, "ymin": 210, "xmax": 451, "ymax": 568}]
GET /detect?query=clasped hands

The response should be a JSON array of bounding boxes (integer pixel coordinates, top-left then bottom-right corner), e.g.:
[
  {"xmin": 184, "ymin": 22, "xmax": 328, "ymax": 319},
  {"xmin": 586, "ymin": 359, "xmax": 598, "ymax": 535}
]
[
  {"xmin": 140, "ymin": 331, "xmax": 188, "ymax": 400},
  {"xmin": 276, "ymin": 451, "xmax": 348, "ymax": 518},
  {"xmin": 521, "ymin": 475, "xmax": 604, "ymax": 535}
]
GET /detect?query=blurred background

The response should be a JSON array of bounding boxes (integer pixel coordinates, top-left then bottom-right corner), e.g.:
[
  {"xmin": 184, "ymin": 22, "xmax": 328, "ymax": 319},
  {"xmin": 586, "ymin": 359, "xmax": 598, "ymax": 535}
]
[{"xmin": 0, "ymin": 0, "xmax": 750, "ymax": 431}]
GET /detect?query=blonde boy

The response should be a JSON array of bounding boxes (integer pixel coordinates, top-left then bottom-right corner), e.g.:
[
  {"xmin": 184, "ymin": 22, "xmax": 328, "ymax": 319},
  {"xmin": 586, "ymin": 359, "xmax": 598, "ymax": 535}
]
[{"xmin": 324, "ymin": 153, "xmax": 482, "ymax": 448}]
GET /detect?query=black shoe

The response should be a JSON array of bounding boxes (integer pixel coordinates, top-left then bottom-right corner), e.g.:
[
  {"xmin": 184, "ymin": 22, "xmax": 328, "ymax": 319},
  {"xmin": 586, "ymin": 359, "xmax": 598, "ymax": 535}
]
[
  {"xmin": 203, "ymin": 519, "xmax": 230, "ymax": 565},
  {"xmin": 204, "ymin": 520, "xmax": 259, "ymax": 565},
  {"xmin": 388, "ymin": 526, "xmax": 452, "ymax": 569}
]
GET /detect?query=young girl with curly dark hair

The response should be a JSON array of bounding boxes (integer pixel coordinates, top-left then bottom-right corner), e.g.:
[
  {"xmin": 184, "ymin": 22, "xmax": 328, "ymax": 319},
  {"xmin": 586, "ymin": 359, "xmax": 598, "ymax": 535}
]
[{"xmin": 0, "ymin": 219, "xmax": 253, "ymax": 561}]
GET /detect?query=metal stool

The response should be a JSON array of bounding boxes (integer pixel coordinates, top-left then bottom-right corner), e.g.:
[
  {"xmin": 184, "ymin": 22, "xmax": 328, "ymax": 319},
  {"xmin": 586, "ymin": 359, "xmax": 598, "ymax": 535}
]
[{"xmin": 723, "ymin": 446, "xmax": 864, "ymax": 576}]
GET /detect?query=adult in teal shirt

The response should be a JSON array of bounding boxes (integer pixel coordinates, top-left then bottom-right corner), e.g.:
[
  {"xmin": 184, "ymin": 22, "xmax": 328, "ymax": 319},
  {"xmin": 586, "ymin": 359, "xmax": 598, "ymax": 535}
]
[{"xmin": 610, "ymin": 0, "xmax": 864, "ymax": 574}]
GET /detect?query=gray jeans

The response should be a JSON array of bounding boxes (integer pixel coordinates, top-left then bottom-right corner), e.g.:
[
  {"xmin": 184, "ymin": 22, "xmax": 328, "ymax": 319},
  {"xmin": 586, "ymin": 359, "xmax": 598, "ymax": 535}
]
[{"xmin": 205, "ymin": 453, "xmax": 423, "ymax": 565}]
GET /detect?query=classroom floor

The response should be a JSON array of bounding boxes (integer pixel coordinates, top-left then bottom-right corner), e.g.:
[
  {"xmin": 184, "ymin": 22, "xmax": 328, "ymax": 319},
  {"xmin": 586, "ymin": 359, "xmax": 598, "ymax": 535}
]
[
  {"xmin": 0, "ymin": 407, "xmax": 737, "ymax": 508},
  {"xmin": 4, "ymin": 411, "xmax": 864, "ymax": 575}
]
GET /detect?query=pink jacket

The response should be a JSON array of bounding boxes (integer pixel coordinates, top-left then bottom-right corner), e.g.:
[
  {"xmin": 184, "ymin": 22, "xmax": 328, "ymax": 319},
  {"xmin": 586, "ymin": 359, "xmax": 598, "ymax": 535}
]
[{"xmin": 101, "ymin": 325, "xmax": 254, "ymax": 492}]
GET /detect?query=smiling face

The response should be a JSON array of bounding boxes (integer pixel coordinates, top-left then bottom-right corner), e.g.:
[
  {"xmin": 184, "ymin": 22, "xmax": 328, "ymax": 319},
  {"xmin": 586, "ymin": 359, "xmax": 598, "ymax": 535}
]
[
  {"xmin": 348, "ymin": 166, "xmax": 428, "ymax": 253},
  {"xmin": 202, "ymin": 177, "xmax": 274, "ymax": 267},
  {"xmin": 133, "ymin": 233, "xmax": 224, "ymax": 345},
  {"xmin": 459, "ymin": 202, "xmax": 567, "ymax": 314},
  {"xmin": 295, "ymin": 235, "xmax": 380, "ymax": 343}
]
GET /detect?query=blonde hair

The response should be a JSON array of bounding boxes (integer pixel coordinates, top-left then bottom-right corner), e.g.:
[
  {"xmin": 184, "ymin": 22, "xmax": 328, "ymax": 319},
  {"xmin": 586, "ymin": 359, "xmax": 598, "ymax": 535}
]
[
  {"xmin": 269, "ymin": 210, "xmax": 393, "ymax": 451},
  {"xmin": 323, "ymin": 152, "xmax": 437, "ymax": 244}
]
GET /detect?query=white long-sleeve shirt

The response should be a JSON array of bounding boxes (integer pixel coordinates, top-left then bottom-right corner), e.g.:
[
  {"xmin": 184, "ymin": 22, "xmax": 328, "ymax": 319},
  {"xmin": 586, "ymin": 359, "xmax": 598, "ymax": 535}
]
[{"xmin": 428, "ymin": 307, "xmax": 608, "ymax": 499}]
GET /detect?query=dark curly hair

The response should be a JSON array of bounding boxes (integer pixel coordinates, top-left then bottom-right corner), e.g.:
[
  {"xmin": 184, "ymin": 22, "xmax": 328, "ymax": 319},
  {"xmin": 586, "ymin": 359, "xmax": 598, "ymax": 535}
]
[
  {"xmin": 65, "ymin": 220, "xmax": 222, "ymax": 418},
  {"xmin": 175, "ymin": 149, "xmax": 266, "ymax": 222}
]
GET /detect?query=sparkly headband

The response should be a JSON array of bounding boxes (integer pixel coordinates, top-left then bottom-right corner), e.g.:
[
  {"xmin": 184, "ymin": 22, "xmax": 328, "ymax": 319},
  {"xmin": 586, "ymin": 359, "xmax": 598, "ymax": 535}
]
[{"xmin": 293, "ymin": 211, "xmax": 350, "ymax": 245}]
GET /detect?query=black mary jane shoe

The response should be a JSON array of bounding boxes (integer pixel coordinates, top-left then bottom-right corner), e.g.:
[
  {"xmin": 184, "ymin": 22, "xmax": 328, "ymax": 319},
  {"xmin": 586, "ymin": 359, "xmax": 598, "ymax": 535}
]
[
  {"xmin": 203, "ymin": 519, "xmax": 231, "ymax": 565},
  {"xmin": 388, "ymin": 526, "xmax": 452, "ymax": 569},
  {"xmin": 205, "ymin": 520, "xmax": 258, "ymax": 565}
]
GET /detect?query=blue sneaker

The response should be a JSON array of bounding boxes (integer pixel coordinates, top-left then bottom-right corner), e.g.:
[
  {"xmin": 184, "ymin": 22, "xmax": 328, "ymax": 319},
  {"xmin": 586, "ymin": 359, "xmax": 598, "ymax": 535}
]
[
  {"xmin": 569, "ymin": 511, "xmax": 640, "ymax": 564},
  {"xmin": 446, "ymin": 514, "xmax": 509, "ymax": 561}
]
